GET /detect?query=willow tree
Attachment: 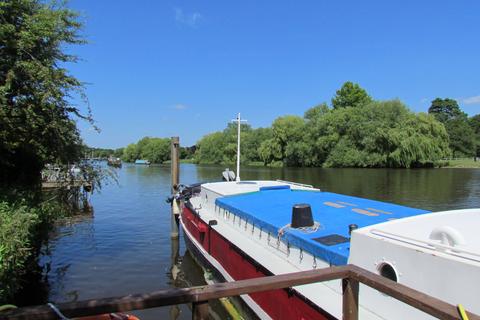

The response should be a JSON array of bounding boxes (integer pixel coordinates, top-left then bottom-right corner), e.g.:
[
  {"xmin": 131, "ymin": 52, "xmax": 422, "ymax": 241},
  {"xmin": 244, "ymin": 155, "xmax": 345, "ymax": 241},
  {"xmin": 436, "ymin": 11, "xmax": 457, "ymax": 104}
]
[
  {"xmin": 309, "ymin": 100, "xmax": 451, "ymax": 168},
  {"xmin": 0, "ymin": 0, "xmax": 90, "ymax": 187}
]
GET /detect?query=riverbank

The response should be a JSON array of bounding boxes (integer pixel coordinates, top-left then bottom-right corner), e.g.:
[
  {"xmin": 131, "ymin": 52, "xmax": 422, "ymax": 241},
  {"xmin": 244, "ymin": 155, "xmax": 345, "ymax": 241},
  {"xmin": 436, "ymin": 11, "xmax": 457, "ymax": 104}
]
[
  {"xmin": 444, "ymin": 158, "xmax": 480, "ymax": 168},
  {"xmin": 0, "ymin": 193, "xmax": 76, "ymax": 305}
]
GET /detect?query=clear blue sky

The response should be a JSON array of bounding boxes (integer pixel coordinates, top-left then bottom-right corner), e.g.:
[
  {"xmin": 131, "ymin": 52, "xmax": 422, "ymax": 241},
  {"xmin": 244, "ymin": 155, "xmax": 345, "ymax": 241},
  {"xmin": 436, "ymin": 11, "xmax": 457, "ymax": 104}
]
[{"xmin": 69, "ymin": 0, "xmax": 480, "ymax": 148}]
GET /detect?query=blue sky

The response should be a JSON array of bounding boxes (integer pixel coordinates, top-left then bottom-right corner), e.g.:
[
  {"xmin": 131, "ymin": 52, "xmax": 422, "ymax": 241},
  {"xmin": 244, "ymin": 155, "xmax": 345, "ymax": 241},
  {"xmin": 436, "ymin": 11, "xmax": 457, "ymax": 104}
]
[{"xmin": 69, "ymin": 1, "xmax": 480, "ymax": 148}]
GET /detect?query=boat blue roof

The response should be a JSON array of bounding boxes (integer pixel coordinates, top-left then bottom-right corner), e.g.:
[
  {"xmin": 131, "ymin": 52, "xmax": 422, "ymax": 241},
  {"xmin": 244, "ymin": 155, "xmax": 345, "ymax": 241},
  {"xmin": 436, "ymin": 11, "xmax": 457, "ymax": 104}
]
[{"xmin": 215, "ymin": 186, "xmax": 429, "ymax": 266}]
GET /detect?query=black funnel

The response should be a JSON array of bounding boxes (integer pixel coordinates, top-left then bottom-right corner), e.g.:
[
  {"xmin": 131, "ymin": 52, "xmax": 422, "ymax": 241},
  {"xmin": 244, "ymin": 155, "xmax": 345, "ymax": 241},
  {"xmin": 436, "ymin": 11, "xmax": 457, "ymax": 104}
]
[{"xmin": 291, "ymin": 203, "xmax": 314, "ymax": 228}]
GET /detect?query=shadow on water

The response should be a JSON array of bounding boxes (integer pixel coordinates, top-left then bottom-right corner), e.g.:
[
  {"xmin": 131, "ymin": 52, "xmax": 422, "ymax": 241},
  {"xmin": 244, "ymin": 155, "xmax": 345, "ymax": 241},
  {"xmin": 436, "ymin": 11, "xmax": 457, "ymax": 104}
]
[{"xmin": 20, "ymin": 163, "xmax": 480, "ymax": 318}]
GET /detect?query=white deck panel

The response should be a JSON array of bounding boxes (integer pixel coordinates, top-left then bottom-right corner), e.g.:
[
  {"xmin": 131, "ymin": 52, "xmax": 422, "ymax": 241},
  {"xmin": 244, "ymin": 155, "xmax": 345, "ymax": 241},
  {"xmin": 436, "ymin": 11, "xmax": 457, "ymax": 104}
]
[
  {"xmin": 356, "ymin": 209, "xmax": 480, "ymax": 263},
  {"xmin": 202, "ymin": 180, "xmax": 317, "ymax": 196}
]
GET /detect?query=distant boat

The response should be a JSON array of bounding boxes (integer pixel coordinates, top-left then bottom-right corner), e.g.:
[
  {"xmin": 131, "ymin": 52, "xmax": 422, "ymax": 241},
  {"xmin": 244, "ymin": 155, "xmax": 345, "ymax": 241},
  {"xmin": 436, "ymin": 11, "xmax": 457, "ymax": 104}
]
[
  {"xmin": 107, "ymin": 156, "xmax": 122, "ymax": 168},
  {"xmin": 135, "ymin": 159, "xmax": 150, "ymax": 165}
]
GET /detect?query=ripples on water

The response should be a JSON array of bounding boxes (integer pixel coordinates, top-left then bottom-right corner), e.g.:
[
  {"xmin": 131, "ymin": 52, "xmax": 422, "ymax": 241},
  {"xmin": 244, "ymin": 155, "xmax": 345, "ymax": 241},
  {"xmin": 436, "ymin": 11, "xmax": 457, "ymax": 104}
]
[{"xmin": 32, "ymin": 164, "xmax": 479, "ymax": 319}]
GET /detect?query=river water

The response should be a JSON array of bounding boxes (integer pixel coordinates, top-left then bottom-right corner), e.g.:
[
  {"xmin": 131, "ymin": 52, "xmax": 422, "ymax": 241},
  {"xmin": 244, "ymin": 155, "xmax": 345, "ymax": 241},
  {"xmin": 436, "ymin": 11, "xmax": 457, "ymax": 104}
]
[{"xmin": 31, "ymin": 164, "xmax": 480, "ymax": 319}]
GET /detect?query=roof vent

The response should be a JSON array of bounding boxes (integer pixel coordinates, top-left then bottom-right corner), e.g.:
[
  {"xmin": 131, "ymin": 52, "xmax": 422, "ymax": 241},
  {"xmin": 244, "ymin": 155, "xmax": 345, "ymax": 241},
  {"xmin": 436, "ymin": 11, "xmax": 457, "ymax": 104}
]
[{"xmin": 291, "ymin": 203, "xmax": 314, "ymax": 228}]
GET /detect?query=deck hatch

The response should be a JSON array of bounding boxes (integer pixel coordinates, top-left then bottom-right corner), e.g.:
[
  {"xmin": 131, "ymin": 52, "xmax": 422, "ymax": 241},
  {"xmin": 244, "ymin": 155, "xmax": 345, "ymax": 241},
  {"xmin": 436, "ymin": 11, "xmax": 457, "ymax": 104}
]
[{"xmin": 312, "ymin": 234, "xmax": 350, "ymax": 246}]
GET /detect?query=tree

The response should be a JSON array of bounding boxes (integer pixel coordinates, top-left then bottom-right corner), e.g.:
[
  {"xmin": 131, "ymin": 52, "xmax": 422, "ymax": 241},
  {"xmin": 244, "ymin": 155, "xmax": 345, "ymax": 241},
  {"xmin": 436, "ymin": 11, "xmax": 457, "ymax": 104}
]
[
  {"xmin": 311, "ymin": 100, "xmax": 451, "ymax": 168},
  {"xmin": 195, "ymin": 132, "xmax": 227, "ymax": 164},
  {"xmin": 122, "ymin": 144, "xmax": 139, "ymax": 162},
  {"xmin": 120, "ymin": 137, "xmax": 171, "ymax": 163},
  {"xmin": 428, "ymin": 98, "xmax": 475, "ymax": 157},
  {"xmin": 428, "ymin": 98, "xmax": 463, "ymax": 123},
  {"xmin": 331, "ymin": 82, "xmax": 373, "ymax": 109},
  {"xmin": 445, "ymin": 118, "xmax": 476, "ymax": 158},
  {"xmin": 469, "ymin": 115, "xmax": 480, "ymax": 157},
  {"xmin": 0, "ymin": 0, "xmax": 89, "ymax": 187},
  {"xmin": 271, "ymin": 116, "xmax": 305, "ymax": 155},
  {"xmin": 304, "ymin": 103, "xmax": 329, "ymax": 121},
  {"xmin": 242, "ymin": 127, "xmax": 273, "ymax": 163}
]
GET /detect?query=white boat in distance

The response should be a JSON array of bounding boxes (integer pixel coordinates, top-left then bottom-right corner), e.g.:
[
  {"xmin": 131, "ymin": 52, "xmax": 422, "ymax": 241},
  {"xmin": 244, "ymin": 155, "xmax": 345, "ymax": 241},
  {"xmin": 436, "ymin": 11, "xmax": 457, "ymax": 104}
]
[{"xmin": 177, "ymin": 114, "xmax": 479, "ymax": 320}]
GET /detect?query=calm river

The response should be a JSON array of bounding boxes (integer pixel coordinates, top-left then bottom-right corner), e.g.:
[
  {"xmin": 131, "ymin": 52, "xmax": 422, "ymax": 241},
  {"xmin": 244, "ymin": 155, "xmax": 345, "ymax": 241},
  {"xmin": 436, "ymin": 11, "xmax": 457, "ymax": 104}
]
[{"xmin": 29, "ymin": 164, "xmax": 480, "ymax": 319}]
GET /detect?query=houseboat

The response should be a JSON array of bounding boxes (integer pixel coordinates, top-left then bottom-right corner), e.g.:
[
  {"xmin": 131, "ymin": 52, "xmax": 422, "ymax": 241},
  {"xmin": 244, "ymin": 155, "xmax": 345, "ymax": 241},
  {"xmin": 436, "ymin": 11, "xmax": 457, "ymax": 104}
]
[{"xmin": 177, "ymin": 114, "xmax": 480, "ymax": 320}]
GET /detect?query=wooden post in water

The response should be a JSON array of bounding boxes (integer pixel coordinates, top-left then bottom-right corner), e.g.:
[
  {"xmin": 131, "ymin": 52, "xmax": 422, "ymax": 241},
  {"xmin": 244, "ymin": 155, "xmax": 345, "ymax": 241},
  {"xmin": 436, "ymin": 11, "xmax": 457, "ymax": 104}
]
[{"xmin": 170, "ymin": 137, "xmax": 180, "ymax": 239}]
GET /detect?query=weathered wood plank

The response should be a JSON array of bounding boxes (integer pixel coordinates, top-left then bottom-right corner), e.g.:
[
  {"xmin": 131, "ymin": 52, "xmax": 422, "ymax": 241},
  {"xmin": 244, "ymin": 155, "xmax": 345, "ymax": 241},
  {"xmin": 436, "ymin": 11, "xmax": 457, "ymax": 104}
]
[
  {"xmin": 2, "ymin": 265, "xmax": 478, "ymax": 320},
  {"xmin": 0, "ymin": 266, "xmax": 349, "ymax": 320}
]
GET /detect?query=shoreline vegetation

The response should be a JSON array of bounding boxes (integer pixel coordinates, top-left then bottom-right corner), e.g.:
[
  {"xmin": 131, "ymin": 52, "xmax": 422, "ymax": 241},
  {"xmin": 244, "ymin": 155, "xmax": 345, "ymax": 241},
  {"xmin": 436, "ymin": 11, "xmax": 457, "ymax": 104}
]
[
  {"xmin": 0, "ymin": 1, "xmax": 103, "ymax": 304},
  {"xmin": 93, "ymin": 84, "xmax": 479, "ymax": 170}
]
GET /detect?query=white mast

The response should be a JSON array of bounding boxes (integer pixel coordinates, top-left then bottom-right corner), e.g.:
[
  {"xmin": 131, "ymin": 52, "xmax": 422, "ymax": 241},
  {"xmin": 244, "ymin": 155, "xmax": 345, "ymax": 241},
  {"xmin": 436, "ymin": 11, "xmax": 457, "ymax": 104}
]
[{"xmin": 231, "ymin": 113, "xmax": 247, "ymax": 182}]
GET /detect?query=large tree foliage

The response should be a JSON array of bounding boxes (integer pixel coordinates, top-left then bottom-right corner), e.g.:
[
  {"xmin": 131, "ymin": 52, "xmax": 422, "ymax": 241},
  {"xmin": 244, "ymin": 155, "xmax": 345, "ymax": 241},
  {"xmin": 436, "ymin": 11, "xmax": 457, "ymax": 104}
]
[
  {"xmin": 121, "ymin": 137, "xmax": 170, "ymax": 163},
  {"xmin": 193, "ymin": 83, "xmax": 452, "ymax": 168},
  {"xmin": 331, "ymin": 81, "xmax": 372, "ymax": 109},
  {"xmin": 428, "ymin": 98, "xmax": 475, "ymax": 157},
  {"xmin": 195, "ymin": 124, "xmax": 270, "ymax": 165},
  {"xmin": 0, "ymin": 0, "xmax": 89, "ymax": 187},
  {"xmin": 428, "ymin": 98, "xmax": 463, "ymax": 123},
  {"xmin": 309, "ymin": 100, "xmax": 451, "ymax": 168},
  {"xmin": 469, "ymin": 114, "xmax": 480, "ymax": 157}
]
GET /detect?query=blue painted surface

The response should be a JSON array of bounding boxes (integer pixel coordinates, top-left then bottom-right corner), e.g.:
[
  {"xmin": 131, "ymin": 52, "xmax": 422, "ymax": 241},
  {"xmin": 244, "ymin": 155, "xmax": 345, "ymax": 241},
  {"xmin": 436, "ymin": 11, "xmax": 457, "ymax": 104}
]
[
  {"xmin": 135, "ymin": 159, "xmax": 150, "ymax": 165},
  {"xmin": 215, "ymin": 188, "xmax": 430, "ymax": 266}
]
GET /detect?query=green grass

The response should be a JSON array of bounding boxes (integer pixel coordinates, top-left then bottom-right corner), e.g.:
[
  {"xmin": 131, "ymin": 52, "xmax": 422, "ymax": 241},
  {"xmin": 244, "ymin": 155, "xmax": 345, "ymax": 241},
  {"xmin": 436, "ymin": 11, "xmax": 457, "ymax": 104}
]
[{"xmin": 443, "ymin": 158, "xmax": 480, "ymax": 168}]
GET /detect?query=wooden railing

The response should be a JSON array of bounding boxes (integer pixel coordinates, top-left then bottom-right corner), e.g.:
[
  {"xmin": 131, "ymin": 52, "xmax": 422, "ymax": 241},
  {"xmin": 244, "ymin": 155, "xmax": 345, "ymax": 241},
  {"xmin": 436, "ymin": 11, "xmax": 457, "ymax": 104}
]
[{"xmin": 1, "ymin": 265, "xmax": 477, "ymax": 320}]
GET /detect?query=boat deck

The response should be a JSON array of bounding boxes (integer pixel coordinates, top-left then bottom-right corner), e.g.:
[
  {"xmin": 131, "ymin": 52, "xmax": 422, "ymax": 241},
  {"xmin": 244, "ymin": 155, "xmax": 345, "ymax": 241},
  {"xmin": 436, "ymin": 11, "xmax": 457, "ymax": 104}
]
[{"xmin": 215, "ymin": 185, "xmax": 429, "ymax": 265}]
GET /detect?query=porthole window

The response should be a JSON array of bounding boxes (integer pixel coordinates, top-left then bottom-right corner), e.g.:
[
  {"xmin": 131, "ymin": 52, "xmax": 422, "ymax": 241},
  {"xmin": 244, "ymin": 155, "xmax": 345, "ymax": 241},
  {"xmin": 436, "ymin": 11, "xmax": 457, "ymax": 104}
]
[{"xmin": 379, "ymin": 263, "xmax": 398, "ymax": 282}]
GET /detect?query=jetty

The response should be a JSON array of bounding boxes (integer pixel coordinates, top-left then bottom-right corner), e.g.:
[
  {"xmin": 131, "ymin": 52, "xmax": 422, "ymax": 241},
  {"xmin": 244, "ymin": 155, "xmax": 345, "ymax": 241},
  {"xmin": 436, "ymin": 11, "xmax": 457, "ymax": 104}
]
[{"xmin": 41, "ymin": 164, "xmax": 92, "ymax": 191}]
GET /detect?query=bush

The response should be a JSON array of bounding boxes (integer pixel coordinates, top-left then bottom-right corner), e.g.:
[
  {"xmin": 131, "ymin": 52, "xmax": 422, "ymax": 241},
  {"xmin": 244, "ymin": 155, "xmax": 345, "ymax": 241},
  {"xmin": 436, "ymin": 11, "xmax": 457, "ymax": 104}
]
[{"xmin": 0, "ymin": 200, "xmax": 67, "ymax": 303}]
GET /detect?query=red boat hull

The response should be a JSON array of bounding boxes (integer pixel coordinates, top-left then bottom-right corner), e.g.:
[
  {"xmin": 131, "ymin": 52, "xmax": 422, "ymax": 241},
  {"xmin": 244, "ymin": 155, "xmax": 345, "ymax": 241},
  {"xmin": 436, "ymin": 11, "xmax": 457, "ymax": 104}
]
[{"xmin": 181, "ymin": 204, "xmax": 334, "ymax": 320}]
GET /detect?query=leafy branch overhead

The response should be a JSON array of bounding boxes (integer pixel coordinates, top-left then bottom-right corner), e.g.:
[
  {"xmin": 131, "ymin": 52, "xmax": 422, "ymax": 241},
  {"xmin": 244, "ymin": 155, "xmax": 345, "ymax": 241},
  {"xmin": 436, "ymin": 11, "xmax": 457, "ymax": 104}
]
[{"xmin": 0, "ymin": 0, "xmax": 92, "ymax": 187}]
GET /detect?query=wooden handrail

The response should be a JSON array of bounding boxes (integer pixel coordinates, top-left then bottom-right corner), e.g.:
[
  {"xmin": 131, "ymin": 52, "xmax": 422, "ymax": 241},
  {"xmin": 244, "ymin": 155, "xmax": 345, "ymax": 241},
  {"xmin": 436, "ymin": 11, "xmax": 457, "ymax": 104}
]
[{"xmin": 1, "ymin": 265, "xmax": 477, "ymax": 320}]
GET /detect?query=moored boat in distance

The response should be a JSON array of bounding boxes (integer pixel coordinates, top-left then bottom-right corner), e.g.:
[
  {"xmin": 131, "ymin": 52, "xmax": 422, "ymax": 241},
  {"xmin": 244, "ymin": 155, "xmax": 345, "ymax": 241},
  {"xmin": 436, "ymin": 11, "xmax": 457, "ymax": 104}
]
[
  {"xmin": 134, "ymin": 159, "xmax": 150, "ymax": 165},
  {"xmin": 107, "ymin": 156, "xmax": 122, "ymax": 168},
  {"xmin": 177, "ymin": 114, "xmax": 480, "ymax": 319}
]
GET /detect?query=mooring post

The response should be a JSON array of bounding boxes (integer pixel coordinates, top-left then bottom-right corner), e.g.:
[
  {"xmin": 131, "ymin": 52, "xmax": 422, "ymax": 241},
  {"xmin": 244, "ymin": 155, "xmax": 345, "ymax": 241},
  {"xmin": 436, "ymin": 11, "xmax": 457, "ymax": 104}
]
[{"xmin": 170, "ymin": 136, "xmax": 180, "ymax": 239}]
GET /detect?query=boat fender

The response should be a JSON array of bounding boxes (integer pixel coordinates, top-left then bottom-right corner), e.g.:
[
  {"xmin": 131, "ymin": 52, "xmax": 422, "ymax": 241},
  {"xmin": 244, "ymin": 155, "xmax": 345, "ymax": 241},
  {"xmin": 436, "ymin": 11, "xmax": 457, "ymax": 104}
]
[{"xmin": 429, "ymin": 226, "xmax": 465, "ymax": 250}]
